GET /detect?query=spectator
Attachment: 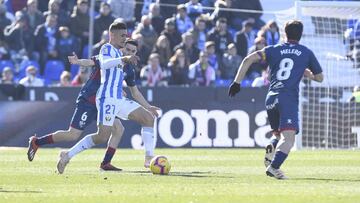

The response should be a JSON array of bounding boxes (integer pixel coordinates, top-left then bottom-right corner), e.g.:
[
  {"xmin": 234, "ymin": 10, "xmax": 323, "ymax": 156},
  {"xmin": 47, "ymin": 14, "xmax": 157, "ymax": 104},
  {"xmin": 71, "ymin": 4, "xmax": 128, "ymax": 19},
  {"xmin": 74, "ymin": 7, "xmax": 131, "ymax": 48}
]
[
  {"xmin": 107, "ymin": 0, "xmax": 135, "ymax": 23},
  {"xmin": 207, "ymin": 17, "xmax": 233, "ymax": 57},
  {"xmin": 251, "ymin": 69, "xmax": 270, "ymax": 87},
  {"xmin": 34, "ymin": 13, "xmax": 58, "ymax": 73},
  {"xmin": 0, "ymin": 3, "xmax": 12, "ymax": 39},
  {"xmin": 69, "ymin": 0, "xmax": 89, "ymax": 49},
  {"xmin": 160, "ymin": 18, "xmax": 182, "ymax": 51},
  {"xmin": 56, "ymin": 26, "xmax": 80, "ymax": 71},
  {"xmin": 132, "ymin": 33, "xmax": 148, "ymax": 68},
  {"xmin": 235, "ymin": 20, "xmax": 256, "ymax": 58},
  {"xmin": 247, "ymin": 36, "xmax": 267, "ymax": 77},
  {"xmin": 43, "ymin": 0, "xmax": 69, "ymax": 26},
  {"xmin": 188, "ymin": 16, "xmax": 207, "ymax": 51},
  {"xmin": 9, "ymin": 0, "xmax": 27, "ymax": 13},
  {"xmin": 259, "ymin": 20, "xmax": 280, "ymax": 46},
  {"xmin": 168, "ymin": 49, "xmax": 189, "ymax": 85},
  {"xmin": 202, "ymin": 0, "xmax": 216, "ymax": 8},
  {"xmin": 0, "ymin": 40, "xmax": 9, "ymax": 60},
  {"xmin": 93, "ymin": 30, "xmax": 109, "ymax": 55},
  {"xmin": 149, "ymin": 3, "xmax": 164, "ymax": 35},
  {"xmin": 158, "ymin": 0, "xmax": 178, "ymax": 19},
  {"xmin": 185, "ymin": 0, "xmax": 203, "ymax": 22},
  {"xmin": 94, "ymin": 2, "xmax": 115, "ymax": 43},
  {"xmin": 0, "ymin": 3, "xmax": 15, "ymax": 23},
  {"xmin": 210, "ymin": 0, "xmax": 232, "ymax": 25},
  {"xmin": 133, "ymin": 15, "xmax": 158, "ymax": 64},
  {"xmin": 204, "ymin": 41, "xmax": 218, "ymax": 71},
  {"xmin": 58, "ymin": 70, "xmax": 71, "ymax": 86},
  {"xmin": 71, "ymin": 67, "xmax": 88, "ymax": 86},
  {"xmin": 140, "ymin": 53, "xmax": 167, "ymax": 87},
  {"xmin": 175, "ymin": 4, "xmax": 193, "ymax": 34},
  {"xmin": 19, "ymin": 65, "xmax": 44, "ymax": 87},
  {"xmin": 0, "ymin": 67, "xmax": 15, "ymax": 84},
  {"xmin": 22, "ymin": 0, "xmax": 44, "ymax": 33},
  {"xmin": 221, "ymin": 43, "xmax": 242, "ymax": 80},
  {"xmin": 233, "ymin": 0, "xmax": 264, "ymax": 30},
  {"xmin": 152, "ymin": 35, "xmax": 172, "ymax": 68},
  {"xmin": 4, "ymin": 12, "xmax": 29, "ymax": 69},
  {"xmin": 139, "ymin": 0, "xmax": 156, "ymax": 17},
  {"xmin": 174, "ymin": 32, "xmax": 200, "ymax": 66},
  {"xmin": 188, "ymin": 51, "xmax": 215, "ymax": 86},
  {"xmin": 349, "ymin": 85, "xmax": 360, "ymax": 102}
]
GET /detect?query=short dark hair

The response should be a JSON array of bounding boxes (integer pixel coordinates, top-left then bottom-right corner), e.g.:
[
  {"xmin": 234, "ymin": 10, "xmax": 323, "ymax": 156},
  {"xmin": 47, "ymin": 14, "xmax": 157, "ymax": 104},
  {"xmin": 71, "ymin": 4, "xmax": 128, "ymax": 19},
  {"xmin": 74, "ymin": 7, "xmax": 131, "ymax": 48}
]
[
  {"xmin": 285, "ymin": 20, "xmax": 303, "ymax": 41},
  {"xmin": 109, "ymin": 22, "xmax": 127, "ymax": 32},
  {"xmin": 125, "ymin": 38, "xmax": 138, "ymax": 47}
]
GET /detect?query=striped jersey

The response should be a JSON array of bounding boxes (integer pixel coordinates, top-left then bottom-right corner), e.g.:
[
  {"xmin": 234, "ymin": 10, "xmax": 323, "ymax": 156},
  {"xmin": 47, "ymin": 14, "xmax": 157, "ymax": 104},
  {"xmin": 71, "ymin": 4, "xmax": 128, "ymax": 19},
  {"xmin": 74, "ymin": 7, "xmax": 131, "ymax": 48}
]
[{"xmin": 97, "ymin": 43, "xmax": 124, "ymax": 99}]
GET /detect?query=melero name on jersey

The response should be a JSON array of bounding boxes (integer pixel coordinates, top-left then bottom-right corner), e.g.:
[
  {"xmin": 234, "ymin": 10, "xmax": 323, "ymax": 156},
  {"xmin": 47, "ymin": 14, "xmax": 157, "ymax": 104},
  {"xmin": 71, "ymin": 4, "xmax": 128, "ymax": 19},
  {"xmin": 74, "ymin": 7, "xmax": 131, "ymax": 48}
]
[{"xmin": 280, "ymin": 49, "xmax": 302, "ymax": 56}]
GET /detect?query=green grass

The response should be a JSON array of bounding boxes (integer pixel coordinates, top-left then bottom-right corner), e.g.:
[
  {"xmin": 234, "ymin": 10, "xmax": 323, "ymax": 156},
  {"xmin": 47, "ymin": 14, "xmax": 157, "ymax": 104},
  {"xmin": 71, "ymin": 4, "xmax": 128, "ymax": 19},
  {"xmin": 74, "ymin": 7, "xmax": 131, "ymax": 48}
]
[{"xmin": 1, "ymin": 148, "xmax": 360, "ymax": 203}]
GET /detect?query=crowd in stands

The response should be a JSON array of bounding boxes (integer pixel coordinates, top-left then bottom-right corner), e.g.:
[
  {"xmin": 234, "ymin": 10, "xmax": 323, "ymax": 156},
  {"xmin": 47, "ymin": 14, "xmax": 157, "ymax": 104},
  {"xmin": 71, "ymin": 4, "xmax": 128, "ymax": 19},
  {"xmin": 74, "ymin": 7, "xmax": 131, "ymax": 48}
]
[{"xmin": 0, "ymin": 0, "xmax": 279, "ymax": 88}]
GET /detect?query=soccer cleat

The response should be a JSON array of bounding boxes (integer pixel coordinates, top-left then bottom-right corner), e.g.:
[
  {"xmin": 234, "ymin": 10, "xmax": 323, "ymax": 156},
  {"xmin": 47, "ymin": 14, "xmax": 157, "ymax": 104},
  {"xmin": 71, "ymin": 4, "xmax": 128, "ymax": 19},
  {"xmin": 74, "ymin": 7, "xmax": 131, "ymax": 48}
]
[
  {"xmin": 264, "ymin": 143, "xmax": 276, "ymax": 168},
  {"xmin": 100, "ymin": 163, "xmax": 122, "ymax": 171},
  {"xmin": 266, "ymin": 165, "xmax": 288, "ymax": 180},
  {"xmin": 27, "ymin": 135, "xmax": 39, "ymax": 162},
  {"xmin": 57, "ymin": 151, "xmax": 70, "ymax": 174},
  {"xmin": 144, "ymin": 156, "xmax": 154, "ymax": 168}
]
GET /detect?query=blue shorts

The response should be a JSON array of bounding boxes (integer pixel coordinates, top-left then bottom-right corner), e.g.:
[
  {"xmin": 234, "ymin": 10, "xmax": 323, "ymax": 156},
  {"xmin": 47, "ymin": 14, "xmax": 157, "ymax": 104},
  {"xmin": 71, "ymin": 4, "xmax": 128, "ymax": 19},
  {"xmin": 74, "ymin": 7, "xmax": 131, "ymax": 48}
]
[
  {"xmin": 265, "ymin": 92, "xmax": 299, "ymax": 134},
  {"xmin": 70, "ymin": 99, "xmax": 97, "ymax": 130}
]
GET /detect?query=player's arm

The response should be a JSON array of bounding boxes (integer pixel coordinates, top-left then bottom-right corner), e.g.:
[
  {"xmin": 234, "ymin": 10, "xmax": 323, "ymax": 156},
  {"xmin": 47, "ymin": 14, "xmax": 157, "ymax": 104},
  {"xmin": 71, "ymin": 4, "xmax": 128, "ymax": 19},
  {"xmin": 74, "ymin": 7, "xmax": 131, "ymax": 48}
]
[
  {"xmin": 307, "ymin": 50, "xmax": 324, "ymax": 83},
  {"xmin": 68, "ymin": 53, "xmax": 95, "ymax": 67},
  {"xmin": 304, "ymin": 68, "xmax": 324, "ymax": 82},
  {"xmin": 128, "ymin": 86, "xmax": 160, "ymax": 117},
  {"xmin": 99, "ymin": 45, "xmax": 138, "ymax": 69},
  {"xmin": 228, "ymin": 51, "xmax": 262, "ymax": 97}
]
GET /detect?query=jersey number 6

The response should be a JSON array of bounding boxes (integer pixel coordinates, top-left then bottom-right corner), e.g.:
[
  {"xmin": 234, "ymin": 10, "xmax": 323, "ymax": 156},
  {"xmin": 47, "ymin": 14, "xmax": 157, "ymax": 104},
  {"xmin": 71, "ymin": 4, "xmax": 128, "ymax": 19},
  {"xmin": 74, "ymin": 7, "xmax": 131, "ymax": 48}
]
[{"xmin": 276, "ymin": 58, "xmax": 294, "ymax": 81}]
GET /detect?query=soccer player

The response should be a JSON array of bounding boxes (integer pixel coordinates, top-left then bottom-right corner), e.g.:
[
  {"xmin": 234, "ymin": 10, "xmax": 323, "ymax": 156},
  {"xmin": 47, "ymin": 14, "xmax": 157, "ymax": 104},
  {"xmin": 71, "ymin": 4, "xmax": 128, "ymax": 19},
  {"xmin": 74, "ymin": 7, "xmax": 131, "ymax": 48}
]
[
  {"xmin": 228, "ymin": 20, "xmax": 324, "ymax": 179},
  {"xmin": 57, "ymin": 23, "xmax": 159, "ymax": 174},
  {"xmin": 27, "ymin": 22, "xmax": 137, "ymax": 172},
  {"xmin": 68, "ymin": 38, "xmax": 160, "ymax": 168}
]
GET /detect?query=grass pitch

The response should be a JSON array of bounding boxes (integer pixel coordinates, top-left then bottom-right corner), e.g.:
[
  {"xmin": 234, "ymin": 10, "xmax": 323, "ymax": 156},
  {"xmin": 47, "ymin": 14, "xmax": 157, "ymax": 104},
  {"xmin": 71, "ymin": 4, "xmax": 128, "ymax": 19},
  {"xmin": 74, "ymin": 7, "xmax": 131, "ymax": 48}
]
[{"xmin": 0, "ymin": 148, "xmax": 360, "ymax": 203}]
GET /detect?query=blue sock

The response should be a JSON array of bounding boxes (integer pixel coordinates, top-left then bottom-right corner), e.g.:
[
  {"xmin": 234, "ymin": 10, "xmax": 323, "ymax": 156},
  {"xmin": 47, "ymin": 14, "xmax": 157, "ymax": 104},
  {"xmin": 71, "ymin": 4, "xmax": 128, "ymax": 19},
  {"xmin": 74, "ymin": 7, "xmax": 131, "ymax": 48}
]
[
  {"xmin": 102, "ymin": 147, "xmax": 116, "ymax": 165},
  {"xmin": 271, "ymin": 151, "xmax": 288, "ymax": 169},
  {"xmin": 271, "ymin": 139, "xmax": 279, "ymax": 148}
]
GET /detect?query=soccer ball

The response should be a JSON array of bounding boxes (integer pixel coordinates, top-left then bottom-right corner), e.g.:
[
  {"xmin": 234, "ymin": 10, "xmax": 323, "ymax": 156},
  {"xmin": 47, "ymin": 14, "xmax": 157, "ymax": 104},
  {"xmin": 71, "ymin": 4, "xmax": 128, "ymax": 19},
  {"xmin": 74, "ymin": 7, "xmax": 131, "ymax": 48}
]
[{"xmin": 150, "ymin": 155, "xmax": 171, "ymax": 175}]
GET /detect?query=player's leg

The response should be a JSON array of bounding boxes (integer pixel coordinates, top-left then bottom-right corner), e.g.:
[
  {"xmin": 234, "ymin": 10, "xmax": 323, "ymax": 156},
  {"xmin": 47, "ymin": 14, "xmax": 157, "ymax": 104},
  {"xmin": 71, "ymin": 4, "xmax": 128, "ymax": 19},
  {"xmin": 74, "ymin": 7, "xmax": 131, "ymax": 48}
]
[
  {"xmin": 100, "ymin": 118, "xmax": 124, "ymax": 171},
  {"xmin": 129, "ymin": 107, "xmax": 155, "ymax": 167},
  {"xmin": 117, "ymin": 98, "xmax": 156, "ymax": 168},
  {"xmin": 27, "ymin": 101, "xmax": 96, "ymax": 161},
  {"xmin": 57, "ymin": 98, "xmax": 117, "ymax": 174},
  {"xmin": 264, "ymin": 95, "xmax": 281, "ymax": 167},
  {"xmin": 266, "ymin": 96, "xmax": 299, "ymax": 179}
]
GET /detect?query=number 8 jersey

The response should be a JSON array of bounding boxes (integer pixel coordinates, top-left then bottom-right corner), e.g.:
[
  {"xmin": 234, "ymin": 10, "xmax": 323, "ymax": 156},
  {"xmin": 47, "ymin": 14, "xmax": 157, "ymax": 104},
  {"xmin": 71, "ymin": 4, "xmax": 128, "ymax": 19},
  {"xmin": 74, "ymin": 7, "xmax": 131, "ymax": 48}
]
[{"xmin": 260, "ymin": 42, "xmax": 323, "ymax": 95}]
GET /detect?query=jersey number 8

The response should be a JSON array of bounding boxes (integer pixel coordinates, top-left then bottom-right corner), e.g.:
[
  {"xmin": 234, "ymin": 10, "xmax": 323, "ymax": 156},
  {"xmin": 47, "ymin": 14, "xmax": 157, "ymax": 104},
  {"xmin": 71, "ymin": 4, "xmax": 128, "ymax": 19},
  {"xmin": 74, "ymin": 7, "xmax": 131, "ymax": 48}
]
[{"xmin": 276, "ymin": 58, "xmax": 294, "ymax": 81}]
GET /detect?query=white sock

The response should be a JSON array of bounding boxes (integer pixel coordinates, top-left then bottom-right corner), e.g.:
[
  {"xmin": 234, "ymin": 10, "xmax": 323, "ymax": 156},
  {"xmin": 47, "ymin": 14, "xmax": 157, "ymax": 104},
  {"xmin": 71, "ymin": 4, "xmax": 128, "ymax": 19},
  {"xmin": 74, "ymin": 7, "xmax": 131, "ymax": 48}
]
[
  {"xmin": 67, "ymin": 135, "xmax": 95, "ymax": 159},
  {"xmin": 141, "ymin": 127, "xmax": 154, "ymax": 157}
]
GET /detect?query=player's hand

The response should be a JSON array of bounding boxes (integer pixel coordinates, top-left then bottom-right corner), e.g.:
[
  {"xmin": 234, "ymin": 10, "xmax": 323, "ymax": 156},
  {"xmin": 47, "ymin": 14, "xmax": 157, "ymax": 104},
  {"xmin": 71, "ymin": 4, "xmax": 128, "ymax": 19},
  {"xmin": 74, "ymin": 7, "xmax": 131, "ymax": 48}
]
[
  {"xmin": 147, "ymin": 106, "xmax": 161, "ymax": 117},
  {"xmin": 228, "ymin": 82, "xmax": 241, "ymax": 97},
  {"xmin": 122, "ymin": 90, "xmax": 127, "ymax": 97},
  {"xmin": 122, "ymin": 55, "xmax": 139, "ymax": 65},
  {"xmin": 68, "ymin": 52, "xmax": 79, "ymax": 65},
  {"xmin": 303, "ymin": 69, "xmax": 314, "ymax": 80}
]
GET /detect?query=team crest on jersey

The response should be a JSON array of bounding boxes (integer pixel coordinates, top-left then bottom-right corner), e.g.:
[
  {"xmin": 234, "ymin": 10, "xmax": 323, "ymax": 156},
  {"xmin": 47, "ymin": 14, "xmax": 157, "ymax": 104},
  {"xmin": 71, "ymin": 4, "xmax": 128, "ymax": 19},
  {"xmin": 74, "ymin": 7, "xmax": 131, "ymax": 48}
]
[
  {"xmin": 287, "ymin": 119, "xmax": 292, "ymax": 124},
  {"xmin": 79, "ymin": 121, "xmax": 85, "ymax": 128},
  {"xmin": 105, "ymin": 116, "xmax": 111, "ymax": 121}
]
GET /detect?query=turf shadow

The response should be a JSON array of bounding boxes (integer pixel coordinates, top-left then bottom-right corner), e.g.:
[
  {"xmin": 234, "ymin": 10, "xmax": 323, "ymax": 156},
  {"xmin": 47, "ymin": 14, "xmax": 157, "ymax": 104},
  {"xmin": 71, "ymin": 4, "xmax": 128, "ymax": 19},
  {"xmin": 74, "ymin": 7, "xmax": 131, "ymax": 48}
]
[
  {"xmin": 122, "ymin": 170, "xmax": 234, "ymax": 178},
  {"xmin": 292, "ymin": 177, "xmax": 360, "ymax": 182}
]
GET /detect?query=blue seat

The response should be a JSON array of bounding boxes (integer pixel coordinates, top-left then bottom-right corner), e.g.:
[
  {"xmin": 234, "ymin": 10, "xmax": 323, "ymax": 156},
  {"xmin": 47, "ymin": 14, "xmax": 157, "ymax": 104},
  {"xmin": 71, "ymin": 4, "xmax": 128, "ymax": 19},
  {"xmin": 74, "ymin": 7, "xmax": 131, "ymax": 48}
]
[
  {"xmin": 0, "ymin": 60, "xmax": 14, "ymax": 73},
  {"xmin": 17, "ymin": 60, "xmax": 40, "ymax": 78},
  {"xmin": 43, "ymin": 60, "xmax": 65, "ymax": 84},
  {"xmin": 70, "ymin": 64, "xmax": 80, "ymax": 79},
  {"xmin": 215, "ymin": 79, "xmax": 232, "ymax": 87}
]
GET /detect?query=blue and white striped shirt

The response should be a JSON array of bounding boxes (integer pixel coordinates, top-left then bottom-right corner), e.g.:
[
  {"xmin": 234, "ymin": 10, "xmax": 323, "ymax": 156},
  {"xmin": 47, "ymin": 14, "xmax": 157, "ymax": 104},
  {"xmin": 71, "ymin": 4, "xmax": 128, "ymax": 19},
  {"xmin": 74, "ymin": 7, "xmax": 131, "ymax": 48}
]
[{"xmin": 97, "ymin": 43, "xmax": 124, "ymax": 99}]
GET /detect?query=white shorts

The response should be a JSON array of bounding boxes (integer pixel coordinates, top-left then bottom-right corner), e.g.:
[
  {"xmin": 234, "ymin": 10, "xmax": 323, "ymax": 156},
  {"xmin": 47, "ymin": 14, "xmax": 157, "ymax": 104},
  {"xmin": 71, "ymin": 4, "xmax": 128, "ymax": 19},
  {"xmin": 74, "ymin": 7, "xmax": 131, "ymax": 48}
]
[
  {"xmin": 96, "ymin": 97, "xmax": 121, "ymax": 126},
  {"xmin": 116, "ymin": 97, "xmax": 141, "ymax": 120}
]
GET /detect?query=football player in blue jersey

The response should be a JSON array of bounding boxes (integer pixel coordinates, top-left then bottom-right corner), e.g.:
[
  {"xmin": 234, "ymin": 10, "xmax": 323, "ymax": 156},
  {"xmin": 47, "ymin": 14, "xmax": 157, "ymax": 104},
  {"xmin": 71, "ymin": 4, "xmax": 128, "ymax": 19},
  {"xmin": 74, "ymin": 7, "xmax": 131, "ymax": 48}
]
[{"xmin": 229, "ymin": 20, "xmax": 324, "ymax": 179}]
